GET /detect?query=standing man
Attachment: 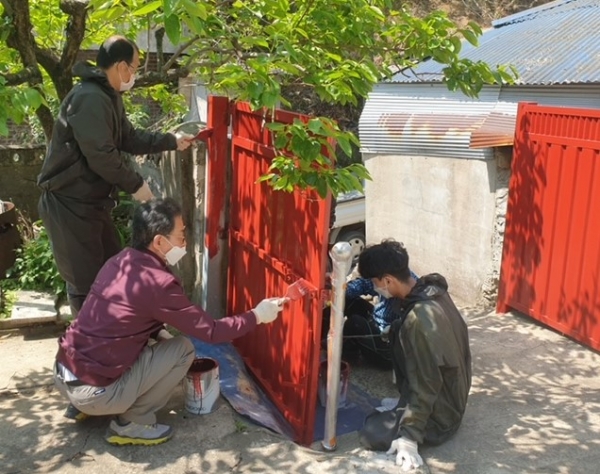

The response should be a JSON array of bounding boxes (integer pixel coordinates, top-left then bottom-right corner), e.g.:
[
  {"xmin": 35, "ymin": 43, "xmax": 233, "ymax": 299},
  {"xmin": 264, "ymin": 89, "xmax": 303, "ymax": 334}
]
[
  {"xmin": 38, "ymin": 35, "xmax": 193, "ymax": 318},
  {"xmin": 54, "ymin": 198, "xmax": 286, "ymax": 445},
  {"xmin": 357, "ymin": 240, "xmax": 471, "ymax": 472}
]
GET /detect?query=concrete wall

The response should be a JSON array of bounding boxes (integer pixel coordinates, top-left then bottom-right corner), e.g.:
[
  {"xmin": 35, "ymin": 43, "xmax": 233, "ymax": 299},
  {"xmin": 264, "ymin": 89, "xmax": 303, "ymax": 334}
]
[
  {"xmin": 130, "ymin": 144, "xmax": 207, "ymax": 307},
  {"xmin": 0, "ymin": 146, "xmax": 45, "ymax": 220},
  {"xmin": 364, "ymin": 150, "xmax": 511, "ymax": 306}
]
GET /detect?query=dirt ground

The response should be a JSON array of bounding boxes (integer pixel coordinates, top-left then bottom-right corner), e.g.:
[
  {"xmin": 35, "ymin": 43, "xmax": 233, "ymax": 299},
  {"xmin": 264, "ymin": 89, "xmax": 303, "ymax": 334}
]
[{"xmin": 2, "ymin": 307, "xmax": 600, "ymax": 473}]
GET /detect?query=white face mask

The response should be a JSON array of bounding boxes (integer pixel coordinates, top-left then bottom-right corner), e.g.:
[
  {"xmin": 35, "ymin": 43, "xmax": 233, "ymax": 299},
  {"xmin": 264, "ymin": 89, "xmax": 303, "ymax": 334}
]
[
  {"xmin": 119, "ymin": 69, "xmax": 136, "ymax": 92},
  {"xmin": 162, "ymin": 237, "xmax": 187, "ymax": 266},
  {"xmin": 374, "ymin": 282, "xmax": 392, "ymax": 299}
]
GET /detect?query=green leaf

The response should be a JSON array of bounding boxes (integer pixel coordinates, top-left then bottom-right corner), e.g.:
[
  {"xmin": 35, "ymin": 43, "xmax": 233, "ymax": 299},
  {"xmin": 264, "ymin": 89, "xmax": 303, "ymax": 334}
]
[
  {"xmin": 164, "ymin": 14, "xmax": 182, "ymax": 45},
  {"xmin": 461, "ymin": 29, "xmax": 479, "ymax": 47},
  {"xmin": 133, "ymin": 1, "xmax": 162, "ymax": 16},
  {"xmin": 182, "ymin": 0, "xmax": 207, "ymax": 20},
  {"xmin": 336, "ymin": 135, "xmax": 352, "ymax": 157},
  {"xmin": 163, "ymin": 0, "xmax": 179, "ymax": 17}
]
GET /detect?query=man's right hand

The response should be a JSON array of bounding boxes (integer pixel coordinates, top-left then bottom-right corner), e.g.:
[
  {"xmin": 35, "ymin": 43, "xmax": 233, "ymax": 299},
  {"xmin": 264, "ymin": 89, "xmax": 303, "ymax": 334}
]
[
  {"xmin": 132, "ymin": 181, "xmax": 154, "ymax": 202},
  {"xmin": 386, "ymin": 437, "xmax": 423, "ymax": 472},
  {"xmin": 252, "ymin": 297, "xmax": 286, "ymax": 324}
]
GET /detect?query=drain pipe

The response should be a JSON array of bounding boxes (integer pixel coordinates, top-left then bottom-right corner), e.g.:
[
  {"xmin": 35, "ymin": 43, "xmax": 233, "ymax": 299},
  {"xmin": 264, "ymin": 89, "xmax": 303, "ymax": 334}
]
[{"xmin": 322, "ymin": 241, "xmax": 352, "ymax": 452}]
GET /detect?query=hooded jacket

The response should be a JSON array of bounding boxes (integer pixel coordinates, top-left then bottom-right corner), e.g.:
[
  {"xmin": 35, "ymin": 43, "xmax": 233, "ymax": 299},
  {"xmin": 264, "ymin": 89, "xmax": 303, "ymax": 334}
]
[
  {"xmin": 37, "ymin": 61, "xmax": 177, "ymax": 207},
  {"xmin": 390, "ymin": 273, "xmax": 472, "ymax": 445}
]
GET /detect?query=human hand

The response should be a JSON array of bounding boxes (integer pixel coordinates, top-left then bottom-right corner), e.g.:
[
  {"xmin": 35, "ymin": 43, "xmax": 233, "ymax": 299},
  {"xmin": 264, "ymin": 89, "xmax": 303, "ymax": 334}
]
[
  {"xmin": 252, "ymin": 297, "xmax": 286, "ymax": 324},
  {"xmin": 132, "ymin": 181, "xmax": 154, "ymax": 202},
  {"xmin": 386, "ymin": 437, "xmax": 423, "ymax": 472},
  {"xmin": 175, "ymin": 132, "xmax": 195, "ymax": 151}
]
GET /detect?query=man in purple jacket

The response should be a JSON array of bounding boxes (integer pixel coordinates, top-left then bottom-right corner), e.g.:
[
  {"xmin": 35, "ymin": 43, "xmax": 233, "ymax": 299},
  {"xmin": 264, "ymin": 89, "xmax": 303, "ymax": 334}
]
[{"xmin": 54, "ymin": 198, "xmax": 284, "ymax": 446}]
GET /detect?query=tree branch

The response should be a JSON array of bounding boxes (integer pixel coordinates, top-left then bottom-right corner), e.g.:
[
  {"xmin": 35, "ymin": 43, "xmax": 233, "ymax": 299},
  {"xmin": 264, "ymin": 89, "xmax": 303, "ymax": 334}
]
[
  {"xmin": 133, "ymin": 67, "xmax": 191, "ymax": 88},
  {"xmin": 1, "ymin": 67, "xmax": 39, "ymax": 86},
  {"xmin": 155, "ymin": 28, "xmax": 165, "ymax": 71},
  {"xmin": 59, "ymin": 0, "xmax": 89, "ymax": 72},
  {"xmin": 162, "ymin": 36, "xmax": 199, "ymax": 71},
  {"xmin": 2, "ymin": 0, "xmax": 54, "ymax": 141}
]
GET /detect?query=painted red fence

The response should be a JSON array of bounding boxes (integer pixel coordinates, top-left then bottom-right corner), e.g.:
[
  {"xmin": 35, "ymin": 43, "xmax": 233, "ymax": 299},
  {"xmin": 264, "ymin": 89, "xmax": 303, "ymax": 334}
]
[
  {"xmin": 221, "ymin": 102, "xmax": 331, "ymax": 445},
  {"xmin": 498, "ymin": 102, "xmax": 600, "ymax": 351}
]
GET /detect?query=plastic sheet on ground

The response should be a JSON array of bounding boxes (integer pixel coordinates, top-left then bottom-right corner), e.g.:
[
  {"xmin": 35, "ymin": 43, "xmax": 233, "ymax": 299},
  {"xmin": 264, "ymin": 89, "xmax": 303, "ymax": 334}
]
[{"xmin": 192, "ymin": 339, "xmax": 380, "ymax": 442}]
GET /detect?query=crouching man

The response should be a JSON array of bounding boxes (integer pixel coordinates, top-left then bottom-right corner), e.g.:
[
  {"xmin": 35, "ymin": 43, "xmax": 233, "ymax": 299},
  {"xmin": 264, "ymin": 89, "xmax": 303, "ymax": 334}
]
[
  {"xmin": 54, "ymin": 198, "xmax": 285, "ymax": 446},
  {"xmin": 358, "ymin": 240, "xmax": 471, "ymax": 471}
]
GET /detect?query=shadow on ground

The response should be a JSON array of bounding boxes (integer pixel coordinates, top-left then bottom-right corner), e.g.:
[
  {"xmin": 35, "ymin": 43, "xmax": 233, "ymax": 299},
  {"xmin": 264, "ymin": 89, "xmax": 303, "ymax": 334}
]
[{"xmin": 2, "ymin": 308, "xmax": 600, "ymax": 473}]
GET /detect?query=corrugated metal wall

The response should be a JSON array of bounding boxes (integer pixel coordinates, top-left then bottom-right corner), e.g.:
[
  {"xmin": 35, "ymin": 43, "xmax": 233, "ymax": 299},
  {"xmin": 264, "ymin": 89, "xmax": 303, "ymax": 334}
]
[
  {"xmin": 359, "ymin": 84, "xmax": 501, "ymax": 159},
  {"xmin": 498, "ymin": 102, "xmax": 600, "ymax": 352},
  {"xmin": 359, "ymin": 84, "xmax": 600, "ymax": 160}
]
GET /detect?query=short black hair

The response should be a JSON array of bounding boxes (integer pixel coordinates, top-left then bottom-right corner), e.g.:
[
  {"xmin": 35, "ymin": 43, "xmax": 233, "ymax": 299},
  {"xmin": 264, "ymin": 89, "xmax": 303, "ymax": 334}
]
[
  {"xmin": 132, "ymin": 198, "xmax": 182, "ymax": 250},
  {"xmin": 96, "ymin": 36, "xmax": 138, "ymax": 69},
  {"xmin": 358, "ymin": 239, "xmax": 411, "ymax": 282}
]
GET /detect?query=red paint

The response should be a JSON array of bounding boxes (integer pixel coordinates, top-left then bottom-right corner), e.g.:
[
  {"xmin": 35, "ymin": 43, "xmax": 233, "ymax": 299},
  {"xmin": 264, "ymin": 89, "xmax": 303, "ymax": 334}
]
[
  {"xmin": 226, "ymin": 101, "xmax": 332, "ymax": 445},
  {"xmin": 498, "ymin": 102, "xmax": 600, "ymax": 351},
  {"xmin": 204, "ymin": 96, "xmax": 230, "ymax": 258}
]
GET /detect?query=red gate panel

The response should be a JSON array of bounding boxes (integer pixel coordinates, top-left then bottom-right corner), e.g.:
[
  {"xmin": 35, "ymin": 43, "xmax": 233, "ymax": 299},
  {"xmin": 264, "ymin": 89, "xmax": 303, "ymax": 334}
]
[
  {"xmin": 498, "ymin": 102, "xmax": 600, "ymax": 351},
  {"xmin": 227, "ymin": 102, "xmax": 331, "ymax": 445}
]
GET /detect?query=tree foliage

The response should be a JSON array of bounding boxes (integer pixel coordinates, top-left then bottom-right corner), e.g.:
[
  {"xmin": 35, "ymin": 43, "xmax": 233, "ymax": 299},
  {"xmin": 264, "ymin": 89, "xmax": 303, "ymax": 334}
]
[{"xmin": 0, "ymin": 0, "xmax": 518, "ymax": 197}]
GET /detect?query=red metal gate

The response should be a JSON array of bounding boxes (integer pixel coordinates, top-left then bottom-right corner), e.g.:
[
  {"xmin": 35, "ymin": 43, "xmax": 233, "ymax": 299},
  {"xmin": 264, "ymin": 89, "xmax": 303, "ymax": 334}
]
[
  {"xmin": 220, "ymin": 102, "xmax": 331, "ymax": 445},
  {"xmin": 497, "ymin": 102, "xmax": 600, "ymax": 351}
]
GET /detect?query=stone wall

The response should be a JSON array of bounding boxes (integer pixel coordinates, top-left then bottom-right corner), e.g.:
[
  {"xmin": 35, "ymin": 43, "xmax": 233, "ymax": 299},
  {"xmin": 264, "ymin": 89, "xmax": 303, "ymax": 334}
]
[
  {"xmin": 0, "ymin": 146, "xmax": 45, "ymax": 220},
  {"xmin": 481, "ymin": 147, "xmax": 512, "ymax": 307}
]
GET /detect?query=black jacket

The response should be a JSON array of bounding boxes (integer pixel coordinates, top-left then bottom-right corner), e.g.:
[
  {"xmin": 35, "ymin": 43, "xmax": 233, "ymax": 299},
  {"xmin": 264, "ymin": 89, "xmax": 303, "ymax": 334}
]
[
  {"xmin": 390, "ymin": 274, "xmax": 472, "ymax": 445},
  {"xmin": 38, "ymin": 61, "xmax": 177, "ymax": 207}
]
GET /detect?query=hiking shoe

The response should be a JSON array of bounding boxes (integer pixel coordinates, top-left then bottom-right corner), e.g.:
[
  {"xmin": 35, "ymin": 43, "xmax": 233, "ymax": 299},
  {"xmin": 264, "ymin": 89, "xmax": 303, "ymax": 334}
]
[
  {"xmin": 105, "ymin": 419, "xmax": 173, "ymax": 446},
  {"xmin": 63, "ymin": 403, "xmax": 90, "ymax": 421}
]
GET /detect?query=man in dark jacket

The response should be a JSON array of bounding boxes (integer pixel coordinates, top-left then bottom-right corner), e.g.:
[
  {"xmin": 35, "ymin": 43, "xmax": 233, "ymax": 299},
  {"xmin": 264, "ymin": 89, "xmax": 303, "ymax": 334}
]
[
  {"xmin": 38, "ymin": 35, "xmax": 193, "ymax": 318},
  {"xmin": 358, "ymin": 240, "xmax": 471, "ymax": 471},
  {"xmin": 54, "ymin": 198, "xmax": 286, "ymax": 445}
]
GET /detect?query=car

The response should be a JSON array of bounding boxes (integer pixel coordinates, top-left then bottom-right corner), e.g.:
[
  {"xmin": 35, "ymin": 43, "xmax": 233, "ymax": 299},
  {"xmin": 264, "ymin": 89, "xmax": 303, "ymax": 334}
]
[{"xmin": 329, "ymin": 191, "xmax": 366, "ymax": 267}]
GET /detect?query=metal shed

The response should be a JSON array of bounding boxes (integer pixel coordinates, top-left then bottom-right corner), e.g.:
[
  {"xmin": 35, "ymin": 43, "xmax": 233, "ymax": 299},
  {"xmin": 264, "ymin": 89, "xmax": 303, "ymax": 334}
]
[{"xmin": 359, "ymin": 0, "xmax": 600, "ymax": 304}]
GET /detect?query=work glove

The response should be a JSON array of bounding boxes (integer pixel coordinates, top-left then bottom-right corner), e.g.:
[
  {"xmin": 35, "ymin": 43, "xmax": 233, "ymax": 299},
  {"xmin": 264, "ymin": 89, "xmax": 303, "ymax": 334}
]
[
  {"xmin": 175, "ymin": 132, "xmax": 195, "ymax": 151},
  {"xmin": 132, "ymin": 181, "xmax": 154, "ymax": 202},
  {"xmin": 252, "ymin": 297, "xmax": 286, "ymax": 324},
  {"xmin": 386, "ymin": 437, "xmax": 423, "ymax": 472}
]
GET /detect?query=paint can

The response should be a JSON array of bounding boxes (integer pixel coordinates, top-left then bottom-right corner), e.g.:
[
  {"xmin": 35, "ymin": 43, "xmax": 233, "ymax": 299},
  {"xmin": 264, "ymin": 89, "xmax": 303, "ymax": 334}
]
[
  {"xmin": 317, "ymin": 359, "xmax": 350, "ymax": 408},
  {"xmin": 183, "ymin": 357, "xmax": 220, "ymax": 415}
]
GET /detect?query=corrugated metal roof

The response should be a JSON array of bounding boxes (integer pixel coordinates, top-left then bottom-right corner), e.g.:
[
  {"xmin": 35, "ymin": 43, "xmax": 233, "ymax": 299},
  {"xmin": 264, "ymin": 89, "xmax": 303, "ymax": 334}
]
[
  {"xmin": 359, "ymin": 83, "xmax": 600, "ymax": 155},
  {"xmin": 392, "ymin": 0, "xmax": 600, "ymax": 86},
  {"xmin": 359, "ymin": 83, "xmax": 501, "ymax": 159}
]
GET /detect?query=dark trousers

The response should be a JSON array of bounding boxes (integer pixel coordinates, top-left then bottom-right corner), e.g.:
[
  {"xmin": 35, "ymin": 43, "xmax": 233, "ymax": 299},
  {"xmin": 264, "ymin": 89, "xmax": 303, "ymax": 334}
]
[
  {"xmin": 322, "ymin": 297, "xmax": 392, "ymax": 367},
  {"xmin": 38, "ymin": 192, "xmax": 121, "ymax": 316}
]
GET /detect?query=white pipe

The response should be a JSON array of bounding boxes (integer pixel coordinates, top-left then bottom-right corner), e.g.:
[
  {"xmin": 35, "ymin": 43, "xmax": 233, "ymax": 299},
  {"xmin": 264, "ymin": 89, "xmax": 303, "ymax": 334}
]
[{"xmin": 322, "ymin": 241, "xmax": 352, "ymax": 451}]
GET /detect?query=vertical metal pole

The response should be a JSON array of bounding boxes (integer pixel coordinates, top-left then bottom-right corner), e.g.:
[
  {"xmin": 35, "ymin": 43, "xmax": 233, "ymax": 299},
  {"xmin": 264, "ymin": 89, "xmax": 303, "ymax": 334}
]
[{"xmin": 322, "ymin": 241, "xmax": 352, "ymax": 451}]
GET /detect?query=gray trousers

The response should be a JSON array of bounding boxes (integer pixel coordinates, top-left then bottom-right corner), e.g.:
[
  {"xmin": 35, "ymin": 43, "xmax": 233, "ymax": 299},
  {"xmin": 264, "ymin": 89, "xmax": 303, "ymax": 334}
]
[{"xmin": 54, "ymin": 336, "xmax": 195, "ymax": 424}]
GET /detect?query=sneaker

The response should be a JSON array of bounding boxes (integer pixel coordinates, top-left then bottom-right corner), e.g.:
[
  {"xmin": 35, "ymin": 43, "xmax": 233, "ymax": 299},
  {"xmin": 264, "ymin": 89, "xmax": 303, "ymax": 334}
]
[
  {"xmin": 64, "ymin": 403, "xmax": 90, "ymax": 421},
  {"xmin": 105, "ymin": 419, "xmax": 173, "ymax": 446}
]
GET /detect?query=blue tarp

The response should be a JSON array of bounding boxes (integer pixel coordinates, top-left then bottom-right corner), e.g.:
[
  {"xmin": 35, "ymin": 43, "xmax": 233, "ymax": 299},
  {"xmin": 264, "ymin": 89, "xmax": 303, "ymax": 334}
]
[{"xmin": 191, "ymin": 339, "xmax": 380, "ymax": 442}]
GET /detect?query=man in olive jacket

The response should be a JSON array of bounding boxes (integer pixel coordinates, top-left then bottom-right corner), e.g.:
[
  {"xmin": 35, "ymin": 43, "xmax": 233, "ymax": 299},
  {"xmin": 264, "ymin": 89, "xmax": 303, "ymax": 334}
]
[
  {"xmin": 358, "ymin": 240, "xmax": 471, "ymax": 472},
  {"xmin": 38, "ymin": 35, "xmax": 192, "ymax": 318}
]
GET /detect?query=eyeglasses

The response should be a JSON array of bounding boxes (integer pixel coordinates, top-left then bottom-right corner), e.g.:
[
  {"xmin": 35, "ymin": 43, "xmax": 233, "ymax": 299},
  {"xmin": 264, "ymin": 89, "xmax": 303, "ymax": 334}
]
[{"xmin": 125, "ymin": 62, "xmax": 138, "ymax": 74}]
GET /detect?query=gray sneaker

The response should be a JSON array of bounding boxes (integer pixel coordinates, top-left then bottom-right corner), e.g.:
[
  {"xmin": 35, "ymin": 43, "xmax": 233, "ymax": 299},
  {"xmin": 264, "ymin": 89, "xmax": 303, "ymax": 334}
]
[{"xmin": 105, "ymin": 419, "xmax": 173, "ymax": 446}]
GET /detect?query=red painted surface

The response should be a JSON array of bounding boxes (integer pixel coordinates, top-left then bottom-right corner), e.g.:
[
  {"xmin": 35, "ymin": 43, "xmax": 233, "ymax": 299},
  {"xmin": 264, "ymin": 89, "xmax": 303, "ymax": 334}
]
[
  {"xmin": 204, "ymin": 96, "xmax": 231, "ymax": 258},
  {"xmin": 227, "ymin": 102, "xmax": 331, "ymax": 445},
  {"xmin": 498, "ymin": 102, "xmax": 600, "ymax": 351}
]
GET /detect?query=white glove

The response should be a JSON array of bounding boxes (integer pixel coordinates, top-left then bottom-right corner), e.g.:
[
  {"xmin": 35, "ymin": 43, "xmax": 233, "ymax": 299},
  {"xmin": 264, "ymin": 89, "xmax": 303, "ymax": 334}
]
[
  {"xmin": 175, "ymin": 132, "xmax": 195, "ymax": 151},
  {"xmin": 386, "ymin": 437, "xmax": 423, "ymax": 472},
  {"xmin": 252, "ymin": 297, "xmax": 285, "ymax": 324},
  {"xmin": 132, "ymin": 181, "xmax": 154, "ymax": 202}
]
